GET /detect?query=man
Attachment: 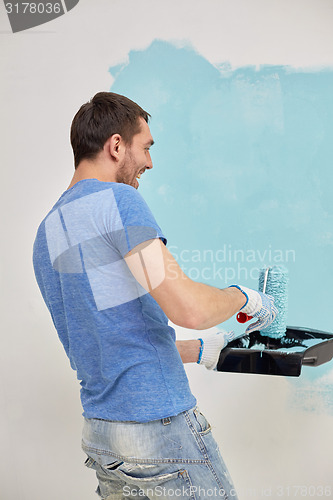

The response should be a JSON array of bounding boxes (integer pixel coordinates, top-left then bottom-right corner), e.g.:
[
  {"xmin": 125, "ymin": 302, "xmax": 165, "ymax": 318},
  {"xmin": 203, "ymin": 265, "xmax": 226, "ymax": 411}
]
[{"xmin": 33, "ymin": 92, "xmax": 277, "ymax": 500}]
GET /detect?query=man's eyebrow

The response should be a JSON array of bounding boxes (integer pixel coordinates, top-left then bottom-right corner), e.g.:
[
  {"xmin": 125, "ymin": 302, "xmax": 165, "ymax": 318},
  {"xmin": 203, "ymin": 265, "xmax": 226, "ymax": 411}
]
[{"xmin": 146, "ymin": 139, "xmax": 154, "ymax": 147}]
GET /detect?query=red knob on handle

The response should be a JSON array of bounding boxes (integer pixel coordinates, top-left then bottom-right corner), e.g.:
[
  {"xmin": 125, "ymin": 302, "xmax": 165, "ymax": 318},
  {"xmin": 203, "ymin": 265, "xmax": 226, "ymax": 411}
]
[{"xmin": 236, "ymin": 312, "xmax": 253, "ymax": 323}]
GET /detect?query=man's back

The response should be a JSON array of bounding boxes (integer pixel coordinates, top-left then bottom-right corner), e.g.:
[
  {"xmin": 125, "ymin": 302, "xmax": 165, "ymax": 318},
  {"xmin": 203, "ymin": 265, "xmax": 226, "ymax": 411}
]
[{"xmin": 33, "ymin": 178, "xmax": 196, "ymax": 422}]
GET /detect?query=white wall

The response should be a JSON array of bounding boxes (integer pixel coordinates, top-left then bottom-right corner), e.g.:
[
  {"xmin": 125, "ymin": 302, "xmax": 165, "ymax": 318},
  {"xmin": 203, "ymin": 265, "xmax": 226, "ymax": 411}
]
[{"xmin": 1, "ymin": 1, "xmax": 332, "ymax": 499}]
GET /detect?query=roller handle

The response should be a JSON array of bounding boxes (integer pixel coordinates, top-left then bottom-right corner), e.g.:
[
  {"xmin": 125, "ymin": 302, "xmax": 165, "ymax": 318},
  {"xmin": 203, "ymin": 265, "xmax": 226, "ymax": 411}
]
[
  {"xmin": 236, "ymin": 267, "xmax": 270, "ymax": 325},
  {"xmin": 236, "ymin": 312, "xmax": 253, "ymax": 323}
]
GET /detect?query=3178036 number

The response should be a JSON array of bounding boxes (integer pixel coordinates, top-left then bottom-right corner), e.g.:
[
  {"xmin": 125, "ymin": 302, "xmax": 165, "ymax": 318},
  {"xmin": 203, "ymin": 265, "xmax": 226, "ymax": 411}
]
[{"xmin": 5, "ymin": 3, "xmax": 62, "ymax": 14}]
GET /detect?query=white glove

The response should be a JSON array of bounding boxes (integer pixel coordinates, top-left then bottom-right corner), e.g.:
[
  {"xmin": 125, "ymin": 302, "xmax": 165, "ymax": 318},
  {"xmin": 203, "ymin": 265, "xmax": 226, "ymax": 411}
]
[
  {"xmin": 230, "ymin": 285, "xmax": 278, "ymax": 334},
  {"xmin": 198, "ymin": 330, "xmax": 235, "ymax": 370}
]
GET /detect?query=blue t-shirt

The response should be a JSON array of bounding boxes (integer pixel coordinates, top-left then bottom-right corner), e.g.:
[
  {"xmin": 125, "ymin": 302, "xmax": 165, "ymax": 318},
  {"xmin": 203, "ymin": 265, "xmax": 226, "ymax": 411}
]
[{"xmin": 33, "ymin": 179, "xmax": 196, "ymax": 422}]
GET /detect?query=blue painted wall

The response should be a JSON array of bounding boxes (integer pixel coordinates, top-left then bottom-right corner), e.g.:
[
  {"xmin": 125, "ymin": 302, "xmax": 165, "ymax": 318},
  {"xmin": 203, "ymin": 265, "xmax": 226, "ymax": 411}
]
[{"xmin": 110, "ymin": 40, "xmax": 333, "ymax": 388}]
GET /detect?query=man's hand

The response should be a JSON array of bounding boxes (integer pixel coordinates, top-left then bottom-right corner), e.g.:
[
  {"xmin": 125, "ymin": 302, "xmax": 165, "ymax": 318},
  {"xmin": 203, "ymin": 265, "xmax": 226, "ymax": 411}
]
[
  {"xmin": 198, "ymin": 330, "xmax": 235, "ymax": 370},
  {"xmin": 230, "ymin": 285, "xmax": 278, "ymax": 334}
]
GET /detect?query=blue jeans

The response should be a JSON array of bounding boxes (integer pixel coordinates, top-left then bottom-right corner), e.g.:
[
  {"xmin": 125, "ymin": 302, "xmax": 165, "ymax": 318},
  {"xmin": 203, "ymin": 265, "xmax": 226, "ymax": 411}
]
[{"xmin": 82, "ymin": 406, "xmax": 239, "ymax": 500}]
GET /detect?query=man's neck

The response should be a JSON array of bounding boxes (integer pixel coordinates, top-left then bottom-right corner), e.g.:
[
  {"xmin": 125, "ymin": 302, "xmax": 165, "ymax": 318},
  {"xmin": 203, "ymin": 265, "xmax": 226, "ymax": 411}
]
[{"xmin": 67, "ymin": 160, "xmax": 116, "ymax": 190}]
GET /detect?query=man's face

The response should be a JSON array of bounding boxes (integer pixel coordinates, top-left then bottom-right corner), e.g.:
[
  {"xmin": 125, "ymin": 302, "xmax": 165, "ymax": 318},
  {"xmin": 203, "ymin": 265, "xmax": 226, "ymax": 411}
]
[{"xmin": 116, "ymin": 118, "xmax": 154, "ymax": 189}]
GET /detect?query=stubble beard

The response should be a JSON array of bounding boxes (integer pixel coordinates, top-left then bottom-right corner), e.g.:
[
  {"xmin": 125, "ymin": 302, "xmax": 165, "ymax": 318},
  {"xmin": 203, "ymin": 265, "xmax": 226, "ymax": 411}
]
[{"xmin": 116, "ymin": 149, "xmax": 136, "ymax": 187}]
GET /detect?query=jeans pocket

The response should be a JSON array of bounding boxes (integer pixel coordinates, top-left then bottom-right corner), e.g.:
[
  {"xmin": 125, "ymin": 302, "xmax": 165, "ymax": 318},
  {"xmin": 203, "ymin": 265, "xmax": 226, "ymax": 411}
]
[
  {"xmin": 103, "ymin": 461, "xmax": 124, "ymax": 471},
  {"xmin": 192, "ymin": 407, "xmax": 212, "ymax": 435}
]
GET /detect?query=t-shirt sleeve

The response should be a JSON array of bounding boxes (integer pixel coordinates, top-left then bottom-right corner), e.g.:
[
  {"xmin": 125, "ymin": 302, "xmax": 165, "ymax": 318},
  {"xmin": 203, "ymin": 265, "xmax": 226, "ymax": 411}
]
[{"xmin": 110, "ymin": 185, "xmax": 167, "ymax": 257}]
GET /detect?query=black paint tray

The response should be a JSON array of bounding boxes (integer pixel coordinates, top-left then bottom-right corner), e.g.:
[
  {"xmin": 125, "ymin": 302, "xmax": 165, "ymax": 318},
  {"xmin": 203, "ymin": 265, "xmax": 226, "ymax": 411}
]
[{"xmin": 216, "ymin": 326, "xmax": 333, "ymax": 377}]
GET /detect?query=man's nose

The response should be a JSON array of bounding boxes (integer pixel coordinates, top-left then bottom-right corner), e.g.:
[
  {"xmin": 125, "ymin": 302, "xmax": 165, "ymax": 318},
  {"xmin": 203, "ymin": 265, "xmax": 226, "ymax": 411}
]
[{"xmin": 146, "ymin": 151, "xmax": 153, "ymax": 169}]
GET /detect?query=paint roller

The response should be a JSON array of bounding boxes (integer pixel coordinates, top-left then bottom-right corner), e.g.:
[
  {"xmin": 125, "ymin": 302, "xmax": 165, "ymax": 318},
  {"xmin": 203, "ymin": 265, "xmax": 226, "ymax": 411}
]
[
  {"xmin": 237, "ymin": 265, "xmax": 288, "ymax": 338},
  {"xmin": 218, "ymin": 266, "xmax": 333, "ymax": 376}
]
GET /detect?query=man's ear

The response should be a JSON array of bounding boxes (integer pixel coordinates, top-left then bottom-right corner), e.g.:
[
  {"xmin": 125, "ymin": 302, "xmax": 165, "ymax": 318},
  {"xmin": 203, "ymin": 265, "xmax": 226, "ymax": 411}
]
[{"xmin": 105, "ymin": 134, "xmax": 124, "ymax": 161}]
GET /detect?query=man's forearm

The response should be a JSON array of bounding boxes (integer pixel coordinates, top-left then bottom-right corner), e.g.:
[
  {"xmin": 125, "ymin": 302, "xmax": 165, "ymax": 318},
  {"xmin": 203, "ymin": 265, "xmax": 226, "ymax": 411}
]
[
  {"xmin": 144, "ymin": 241, "xmax": 247, "ymax": 329},
  {"xmin": 185, "ymin": 282, "xmax": 246, "ymax": 330},
  {"xmin": 126, "ymin": 238, "xmax": 247, "ymax": 330},
  {"xmin": 176, "ymin": 339, "xmax": 201, "ymax": 363}
]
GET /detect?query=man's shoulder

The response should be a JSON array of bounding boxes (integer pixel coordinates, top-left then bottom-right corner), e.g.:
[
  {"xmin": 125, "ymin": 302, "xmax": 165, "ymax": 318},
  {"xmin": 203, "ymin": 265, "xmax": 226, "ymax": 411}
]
[
  {"xmin": 112, "ymin": 182, "xmax": 143, "ymax": 198},
  {"xmin": 111, "ymin": 183, "xmax": 148, "ymax": 209}
]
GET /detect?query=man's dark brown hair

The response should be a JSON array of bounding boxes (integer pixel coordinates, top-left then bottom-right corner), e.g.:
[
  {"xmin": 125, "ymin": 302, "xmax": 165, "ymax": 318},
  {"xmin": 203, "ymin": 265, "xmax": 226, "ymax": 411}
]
[{"xmin": 70, "ymin": 92, "xmax": 150, "ymax": 168}]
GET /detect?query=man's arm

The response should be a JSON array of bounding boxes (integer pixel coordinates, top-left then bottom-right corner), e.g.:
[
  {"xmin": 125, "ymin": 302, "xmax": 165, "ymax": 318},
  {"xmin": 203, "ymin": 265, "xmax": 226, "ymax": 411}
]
[
  {"xmin": 125, "ymin": 238, "xmax": 246, "ymax": 330},
  {"xmin": 125, "ymin": 238, "xmax": 277, "ymax": 370}
]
